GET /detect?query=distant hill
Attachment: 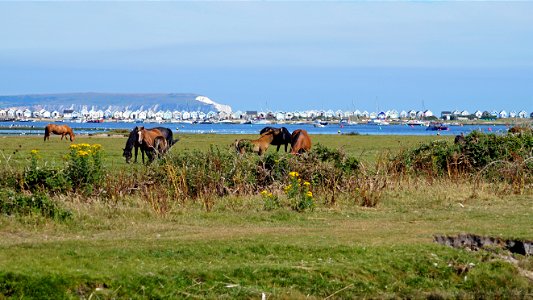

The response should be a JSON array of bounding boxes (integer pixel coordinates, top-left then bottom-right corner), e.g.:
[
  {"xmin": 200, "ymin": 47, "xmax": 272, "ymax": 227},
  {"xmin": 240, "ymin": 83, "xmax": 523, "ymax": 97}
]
[{"xmin": 0, "ymin": 93, "xmax": 232, "ymax": 113}]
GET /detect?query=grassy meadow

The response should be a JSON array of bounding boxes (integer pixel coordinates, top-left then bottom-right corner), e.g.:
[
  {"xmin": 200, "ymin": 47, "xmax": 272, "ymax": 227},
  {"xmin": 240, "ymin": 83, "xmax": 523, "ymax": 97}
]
[
  {"xmin": 0, "ymin": 133, "xmax": 446, "ymax": 167},
  {"xmin": 0, "ymin": 133, "xmax": 532, "ymax": 299}
]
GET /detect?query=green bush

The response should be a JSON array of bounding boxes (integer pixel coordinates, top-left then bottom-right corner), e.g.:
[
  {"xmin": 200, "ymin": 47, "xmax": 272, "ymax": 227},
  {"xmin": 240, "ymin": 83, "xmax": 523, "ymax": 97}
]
[
  {"xmin": 0, "ymin": 189, "xmax": 71, "ymax": 221},
  {"xmin": 65, "ymin": 143, "xmax": 104, "ymax": 194},
  {"xmin": 23, "ymin": 150, "xmax": 70, "ymax": 193},
  {"xmin": 20, "ymin": 145, "xmax": 105, "ymax": 195},
  {"xmin": 390, "ymin": 131, "xmax": 533, "ymax": 183}
]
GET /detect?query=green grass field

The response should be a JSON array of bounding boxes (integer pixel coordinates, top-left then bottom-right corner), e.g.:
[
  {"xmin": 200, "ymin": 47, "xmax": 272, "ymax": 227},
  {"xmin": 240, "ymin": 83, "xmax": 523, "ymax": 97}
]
[
  {"xmin": 0, "ymin": 134, "xmax": 531, "ymax": 299},
  {"xmin": 0, "ymin": 133, "xmax": 447, "ymax": 168}
]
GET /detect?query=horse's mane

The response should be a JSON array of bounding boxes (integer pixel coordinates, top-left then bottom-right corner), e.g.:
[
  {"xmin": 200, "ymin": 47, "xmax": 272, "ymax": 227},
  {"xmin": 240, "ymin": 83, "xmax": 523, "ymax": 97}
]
[{"xmin": 259, "ymin": 126, "xmax": 275, "ymax": 135}]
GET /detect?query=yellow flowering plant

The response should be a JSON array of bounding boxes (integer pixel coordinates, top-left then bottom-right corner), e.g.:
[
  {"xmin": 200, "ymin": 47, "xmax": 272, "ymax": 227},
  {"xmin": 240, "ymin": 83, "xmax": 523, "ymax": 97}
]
[
  {"xmin": 284, "ymin": 171, "xmax": 314, "ymax": 212},
  {"xmin": 260, "ymin": 189, "xmax": 279, "ymax": 211},
  {"xmin": 66, "ymin": 143, "xmax": 104, "ymax": 193}
]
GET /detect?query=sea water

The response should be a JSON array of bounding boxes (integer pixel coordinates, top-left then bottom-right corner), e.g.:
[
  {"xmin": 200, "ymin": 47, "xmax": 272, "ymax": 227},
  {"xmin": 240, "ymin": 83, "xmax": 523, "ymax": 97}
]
[{"xmin": 0, "ymin": 121, "xmax": 510, "ymax": 136}]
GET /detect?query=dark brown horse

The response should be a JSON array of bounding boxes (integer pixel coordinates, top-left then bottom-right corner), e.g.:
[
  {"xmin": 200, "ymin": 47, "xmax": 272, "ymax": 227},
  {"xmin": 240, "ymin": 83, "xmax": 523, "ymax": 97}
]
[
  {"xmin": 44, "ymin": 124, "xmax": 75, "ymax": 141},
  {"xmin": 290, "ymin": 129, "xmax": 311, "ymax": 154},
  {"xmin": 137, "ymin": 127, "xmax": 168, "ymax": 163},
  {"xmin": 235, "ymin": 128, "xmax": 275, "ymax": 155},
  {"xmin": 260, "ymin": 126, "xmax": 292, "ymax": 152}
]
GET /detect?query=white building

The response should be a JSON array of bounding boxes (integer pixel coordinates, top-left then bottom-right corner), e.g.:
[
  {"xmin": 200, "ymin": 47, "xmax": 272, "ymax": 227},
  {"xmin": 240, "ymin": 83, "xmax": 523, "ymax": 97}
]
[{"xmin": 23, "ymin": 109, "xmax": 32, "ymax": 118}]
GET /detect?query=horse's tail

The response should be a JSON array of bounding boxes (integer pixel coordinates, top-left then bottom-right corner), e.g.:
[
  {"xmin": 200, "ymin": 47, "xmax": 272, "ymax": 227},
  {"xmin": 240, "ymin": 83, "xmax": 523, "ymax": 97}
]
[
  {"xmin": 44, "ymin": 125, "xmax": 50, "ymax": 141},
  {"xmin": 172, "ymin": 138, "xmax": 180, "ymax": 146}
]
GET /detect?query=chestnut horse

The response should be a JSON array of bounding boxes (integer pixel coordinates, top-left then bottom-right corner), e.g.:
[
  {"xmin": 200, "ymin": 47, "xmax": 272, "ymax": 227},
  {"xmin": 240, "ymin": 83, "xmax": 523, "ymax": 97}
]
[
  {"xmin": 290, "ymin": 129, "xmax": 311, "ymax": 154},
  {"xmin": 137, "ymin": 127, "xmax": 168, "ymax": 163},
  {"xmin": 44, "ymin": 124, "xmax": 75, "ymax": 142},
  {"xmin": 234, "ymin": 128, "xmax": 275, "ymax": 155}
]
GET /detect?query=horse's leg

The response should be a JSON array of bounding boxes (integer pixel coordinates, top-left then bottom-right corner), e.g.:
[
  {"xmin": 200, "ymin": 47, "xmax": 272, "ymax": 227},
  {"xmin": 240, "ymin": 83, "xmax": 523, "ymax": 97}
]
[
  {"xmin": 284, "ymin": 143, "xmax": 288, "ymax": 152},
  {"xmin": 276, "ymin": 145, "xmax": 281, "ymax": 152},
  {"xmin": 141, "ymin": 148, "xmax": 145, "ymax": 164},
  {"xmin": 134, "ymin": 146, "xmax": 139, "ymax": 163}
]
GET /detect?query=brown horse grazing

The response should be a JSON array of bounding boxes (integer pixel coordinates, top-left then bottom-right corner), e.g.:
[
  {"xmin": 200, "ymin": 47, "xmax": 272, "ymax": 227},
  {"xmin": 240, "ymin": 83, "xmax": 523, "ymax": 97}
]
[
  {"xmin": 137, "ymin": 127, "xmax": 168, "ymax": 163},
  {"xmin": 290, "ymin": 129, "xmax": 311, "ymax": 154},
  {"xmin": 234, "ymin": 129, "xmax": 275, "ymax": 155},
  {"xmin": 44, "ymin": 124, "xmax": 75, "ymax": 141}
]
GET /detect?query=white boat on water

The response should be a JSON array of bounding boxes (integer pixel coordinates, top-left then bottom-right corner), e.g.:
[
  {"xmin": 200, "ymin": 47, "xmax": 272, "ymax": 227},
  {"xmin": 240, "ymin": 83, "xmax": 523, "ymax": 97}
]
[
  {"xmin": 313, "ymin": 121, "xmax": 326, "ymax": 128},
  {"xmin": 404, "ymin": 120, "xmax": 428, "ymax": 126},
  {"xmin": 252, "ymin": 119, "xmax": 271, "ymax": 125},
  {"xmin": 367, "ymin": 119, "xmax": 390, "ymax": 125}
]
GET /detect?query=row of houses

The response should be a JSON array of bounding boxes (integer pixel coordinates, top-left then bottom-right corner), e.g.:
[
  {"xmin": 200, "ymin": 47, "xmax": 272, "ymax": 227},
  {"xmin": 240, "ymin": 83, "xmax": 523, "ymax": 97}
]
[
  {"xmin": 242, "ymin": 109, "xmax": 532, "ymax": 121},
  {"xmin": 0, "ymin": 107, "xmax": 532, "ymax": 122}
]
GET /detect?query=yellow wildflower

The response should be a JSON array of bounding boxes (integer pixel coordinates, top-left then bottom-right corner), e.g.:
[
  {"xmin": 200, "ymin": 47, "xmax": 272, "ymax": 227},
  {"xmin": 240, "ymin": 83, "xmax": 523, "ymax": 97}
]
[
  {"xmin": 260, "ymin": 190, "xmax": 269, "ymax": 196},
  {"xmin": 304, "ymin": 181, "xmax": 311, "ymax": 186},
  {"xmin": 268, "ymin": 192, "xmax": 273, "ymax": 198},
  {"xmin": 289, "ymin": 171, "xmax": 299, "ymax": 178},
  {"xmin": 284, "ymin": 184, "xmax": 292, "ymax": 192},
  {"xmin": 91, "ymin": 144, "xmax": 102, "ymax": 151},
  {"xmin": 69, "ymin": 144, "xmax": 80, "ymax": 150},
  {"xmin": 306, "ymin": 191, "xmax": 313, "ymax": 197},
  {"xmin": 77, "ymin": 150, "xmax": 89, "ymax": 157},
  {"xmin": 30, "ymin": 149, "xmax": 39, "ymax": 155}
]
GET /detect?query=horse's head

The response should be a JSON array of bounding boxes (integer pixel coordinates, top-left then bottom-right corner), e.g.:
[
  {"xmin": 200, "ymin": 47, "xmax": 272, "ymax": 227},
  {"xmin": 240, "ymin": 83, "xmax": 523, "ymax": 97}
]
[
  {"xmin": 69, "ymin": 132, "xmax": 75, "ymax": 141},
  {"xmin": 261, "ymin": 128, "xmax": 276, "ymax": 136},
  {"xmin": 259, "ymin": 126, "xmax": 274, "ymax": 135},
  {"xmin": 123, "ymin": 148, "xmax": 132, "ymax": 163}
]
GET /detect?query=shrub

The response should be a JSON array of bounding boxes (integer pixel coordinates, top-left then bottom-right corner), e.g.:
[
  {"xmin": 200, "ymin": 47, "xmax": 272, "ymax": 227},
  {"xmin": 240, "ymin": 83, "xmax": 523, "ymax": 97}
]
[
  {"xmin": 389, "ymin": 131, "xmax": 533, "ymax": 192},
  {"xmin": 392, "ymin": 131, "xmax": 532, "ymax": 175},
  {"xmin": 65, "ymin": 144, "xmax": 104, "ymax": 194},
  {"xmin": 142, "ymin": 145, "xmax": 363, "ymax": 211},
  {"xmin": 23, "ymin": 150, "xmax": 70, "ymax": 193},
  {"xmin": 0, "ymin": 189, "xmax": 71, "ymax": 221}
]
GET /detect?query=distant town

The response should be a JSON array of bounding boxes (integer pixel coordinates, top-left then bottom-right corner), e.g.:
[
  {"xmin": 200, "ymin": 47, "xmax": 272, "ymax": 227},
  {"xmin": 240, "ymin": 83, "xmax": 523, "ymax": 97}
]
[{"xmin": 0, "ymin": 106, "xmax": 532, "ymax": 124}]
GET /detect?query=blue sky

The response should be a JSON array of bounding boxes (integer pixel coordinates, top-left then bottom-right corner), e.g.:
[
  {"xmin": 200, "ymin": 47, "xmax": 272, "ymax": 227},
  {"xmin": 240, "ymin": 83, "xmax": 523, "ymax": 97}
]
[{"xmin": 0, "ymin": 1, "xmax": 532, "ymax": 113}]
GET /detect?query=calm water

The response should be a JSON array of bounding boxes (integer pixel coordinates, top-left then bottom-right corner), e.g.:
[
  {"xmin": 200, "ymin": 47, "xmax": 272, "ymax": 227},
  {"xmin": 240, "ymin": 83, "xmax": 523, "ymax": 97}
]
[{"xmin": 0, "ymin": 121, "xmax": 510, "ymax": 136}]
